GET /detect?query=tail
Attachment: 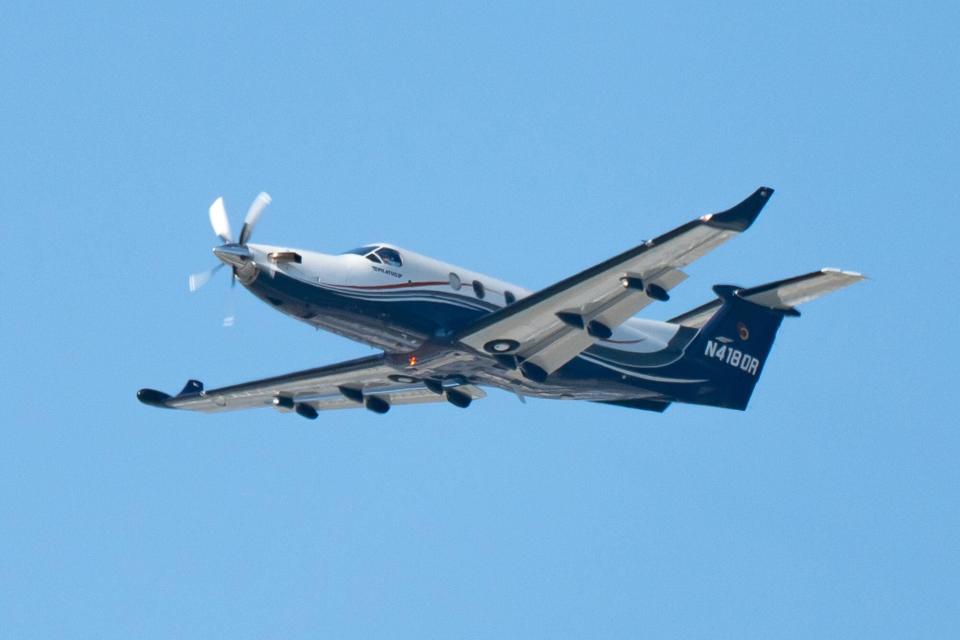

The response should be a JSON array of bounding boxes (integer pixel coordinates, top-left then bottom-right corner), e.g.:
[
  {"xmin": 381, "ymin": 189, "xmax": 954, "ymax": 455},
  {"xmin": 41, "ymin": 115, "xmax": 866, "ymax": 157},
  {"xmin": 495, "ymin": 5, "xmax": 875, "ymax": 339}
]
[
  {"xmin": 671, "ymin": 269, "xmax": 865, "ymax": 410},
  {"xmin": 682, "ymin": 287, "xmax": 789, "ymax": 410}
]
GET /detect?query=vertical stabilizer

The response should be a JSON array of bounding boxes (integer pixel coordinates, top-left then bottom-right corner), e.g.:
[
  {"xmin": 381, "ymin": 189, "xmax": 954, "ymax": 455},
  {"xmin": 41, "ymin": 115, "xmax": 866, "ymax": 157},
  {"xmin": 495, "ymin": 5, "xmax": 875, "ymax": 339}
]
[{"xmin": 683, "ymin": 286, "xmax": 790, "ymax": 410}]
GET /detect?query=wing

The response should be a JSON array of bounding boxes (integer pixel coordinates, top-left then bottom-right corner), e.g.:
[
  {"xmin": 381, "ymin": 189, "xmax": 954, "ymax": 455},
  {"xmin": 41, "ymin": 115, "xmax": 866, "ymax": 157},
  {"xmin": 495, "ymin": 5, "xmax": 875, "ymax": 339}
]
[
  {"xmin": 456, "ymin": 187, "xmax": 775, "ymax": 380},
  {"xmin": 668, "ymin": 268, "xmax": 866, "ymax": 328},
  {"xmin": 137, "ymin": 353, "xmax": 486, "ymax": 416}
]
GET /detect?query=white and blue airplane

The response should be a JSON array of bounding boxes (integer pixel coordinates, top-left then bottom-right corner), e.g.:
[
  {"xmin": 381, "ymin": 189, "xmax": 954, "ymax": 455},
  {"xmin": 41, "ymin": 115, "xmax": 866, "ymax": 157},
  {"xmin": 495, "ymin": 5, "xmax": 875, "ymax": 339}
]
[{"xmin": 138, "ymin": 187, "xmax": 863, "ymax": 419}]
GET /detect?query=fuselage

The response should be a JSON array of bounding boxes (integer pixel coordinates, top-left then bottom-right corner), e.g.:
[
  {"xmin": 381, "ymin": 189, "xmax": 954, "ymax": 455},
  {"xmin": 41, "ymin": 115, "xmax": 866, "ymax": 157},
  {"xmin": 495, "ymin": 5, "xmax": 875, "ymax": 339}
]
[{"xmin": 234, "ymin": 242, "xmax": 701, "ymax": 403}]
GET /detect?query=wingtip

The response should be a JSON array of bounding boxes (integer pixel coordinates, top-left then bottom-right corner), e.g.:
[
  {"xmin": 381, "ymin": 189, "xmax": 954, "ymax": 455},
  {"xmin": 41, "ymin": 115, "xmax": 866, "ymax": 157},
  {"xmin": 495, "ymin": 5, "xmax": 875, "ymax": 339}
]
[
  {"xmin": 703, "ymin": 186, "xmax": 775, "ymax": 232},
  {"xmin": 137, "ymin": 388, "xmax": 172, "ymax": 408},
  {"xmin": 821, "ymin": 267, "xmax": 869, "ymax": 281}
]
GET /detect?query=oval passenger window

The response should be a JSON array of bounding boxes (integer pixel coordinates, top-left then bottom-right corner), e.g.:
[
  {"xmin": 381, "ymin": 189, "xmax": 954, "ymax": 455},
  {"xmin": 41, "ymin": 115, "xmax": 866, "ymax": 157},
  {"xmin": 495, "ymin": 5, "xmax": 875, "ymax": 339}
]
[
  {"xmin": 472, "ymin": 280, "xmax": 485, "ymax": 299},
  {"xmin": 449, "ymin": 272, "xmax": 461, "ymax": 290},
  {"xmin": 504, "ymin": 290, "xmax": 516, "ymax": 305}
]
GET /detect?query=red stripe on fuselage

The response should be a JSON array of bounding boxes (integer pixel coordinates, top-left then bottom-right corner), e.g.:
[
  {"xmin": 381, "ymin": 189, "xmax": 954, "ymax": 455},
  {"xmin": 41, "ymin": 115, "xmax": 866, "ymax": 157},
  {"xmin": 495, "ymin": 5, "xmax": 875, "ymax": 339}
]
[{"xmin": 323, "ymin": 280, "xmax": 450, "ymax": 290}]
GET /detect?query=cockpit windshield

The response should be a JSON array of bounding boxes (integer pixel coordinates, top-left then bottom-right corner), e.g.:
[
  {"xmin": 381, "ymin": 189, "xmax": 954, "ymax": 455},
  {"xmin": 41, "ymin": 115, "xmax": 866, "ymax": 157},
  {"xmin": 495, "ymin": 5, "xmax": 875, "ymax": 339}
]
[
  {"xmin": 342, "ymin": 245, "xmax": 403, "ymax": 267},
  {"xmin": 342, "ymin": 245, "xmax": 380, "ymax": 256}
]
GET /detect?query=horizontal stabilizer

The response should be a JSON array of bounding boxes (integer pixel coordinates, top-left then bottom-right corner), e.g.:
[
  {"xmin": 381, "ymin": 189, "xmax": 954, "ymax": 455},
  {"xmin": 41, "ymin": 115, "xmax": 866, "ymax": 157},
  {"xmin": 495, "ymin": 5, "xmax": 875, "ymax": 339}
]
[{"xmin": 670, "ymin": 268, "xmax": 865, "ymax": 328}]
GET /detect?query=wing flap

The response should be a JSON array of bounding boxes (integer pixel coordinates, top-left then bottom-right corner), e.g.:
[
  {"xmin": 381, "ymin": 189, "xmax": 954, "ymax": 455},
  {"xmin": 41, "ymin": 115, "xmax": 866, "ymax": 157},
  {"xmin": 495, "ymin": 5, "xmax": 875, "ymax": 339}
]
[
  {"xmin": 521, "ymin": 270, "xmax": 686, "ymax": 373},
  {"xmin": 309, "ymin": 384, "xmax": 485, "ymax": 411}
]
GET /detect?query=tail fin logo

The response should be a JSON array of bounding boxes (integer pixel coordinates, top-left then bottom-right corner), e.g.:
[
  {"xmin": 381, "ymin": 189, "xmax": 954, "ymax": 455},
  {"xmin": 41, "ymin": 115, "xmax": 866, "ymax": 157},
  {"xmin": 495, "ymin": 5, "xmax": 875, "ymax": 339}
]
[{"xmin": 737, "ymin": 322, "xmax": 749, "ymax": 341}]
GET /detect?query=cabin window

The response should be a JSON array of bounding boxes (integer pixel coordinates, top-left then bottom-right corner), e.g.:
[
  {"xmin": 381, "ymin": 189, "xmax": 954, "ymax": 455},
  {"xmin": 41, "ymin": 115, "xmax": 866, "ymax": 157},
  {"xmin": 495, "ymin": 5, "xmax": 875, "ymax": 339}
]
[
  {"xmin": 375, "ymin": 247, "xmax": 403, "ymax": 267},
  {"xmin": 449, "ymin": 272, "xmax": 461, "ymax": 290},
  {"xmin": 504, "ymin": 290, "xmax": 516, "ymax": 305},
  {"xmin": 472, "ymin": 280, "xmax": 485, "ymax": 299}
]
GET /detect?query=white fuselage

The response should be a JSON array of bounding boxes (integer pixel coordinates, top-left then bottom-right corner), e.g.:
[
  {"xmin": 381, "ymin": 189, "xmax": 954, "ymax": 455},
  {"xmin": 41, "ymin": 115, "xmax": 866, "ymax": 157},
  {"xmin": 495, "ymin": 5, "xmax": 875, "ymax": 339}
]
[{"xmin": 244, "ymin": 242, "xmax": 684, "ymax": 356}]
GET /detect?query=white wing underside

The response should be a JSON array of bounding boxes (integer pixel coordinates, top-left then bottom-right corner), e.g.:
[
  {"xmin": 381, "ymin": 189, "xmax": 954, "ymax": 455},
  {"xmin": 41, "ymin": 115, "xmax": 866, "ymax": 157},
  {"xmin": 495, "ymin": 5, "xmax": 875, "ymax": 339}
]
[
  {"xmin": 457, "ymin": 188, "xmax": 775, "ymax": 375},
  {"xmin": 158, "ymin": 355, "xmax": 485, "ymax": 413}
]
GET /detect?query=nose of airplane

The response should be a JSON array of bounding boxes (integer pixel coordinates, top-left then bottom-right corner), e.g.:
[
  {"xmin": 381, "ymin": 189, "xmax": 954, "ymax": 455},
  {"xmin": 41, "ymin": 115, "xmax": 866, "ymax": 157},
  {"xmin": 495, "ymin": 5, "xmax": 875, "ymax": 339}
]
[{"xmin": 212, "ymin": 243, "xmax": 252, "ymax": 269}]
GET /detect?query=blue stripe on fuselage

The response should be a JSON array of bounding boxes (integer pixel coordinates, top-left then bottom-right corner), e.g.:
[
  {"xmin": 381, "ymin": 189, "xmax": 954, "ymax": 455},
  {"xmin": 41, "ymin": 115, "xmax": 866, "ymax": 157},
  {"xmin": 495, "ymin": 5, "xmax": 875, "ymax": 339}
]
[{"xmin": 247, "ymin": 269, "xmax": 716, "ymax": 404}]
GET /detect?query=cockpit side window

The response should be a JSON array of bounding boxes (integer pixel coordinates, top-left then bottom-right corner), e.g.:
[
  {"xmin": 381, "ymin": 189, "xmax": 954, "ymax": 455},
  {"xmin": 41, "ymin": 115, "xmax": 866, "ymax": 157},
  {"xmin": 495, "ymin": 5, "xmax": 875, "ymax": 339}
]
[
  {"xmin": 375, "ymin": 247, "xmax": 403, "ymax": 267},
  {"xmin": 342, "ymin": 245, "xmax": 388, "ymax": 263}
]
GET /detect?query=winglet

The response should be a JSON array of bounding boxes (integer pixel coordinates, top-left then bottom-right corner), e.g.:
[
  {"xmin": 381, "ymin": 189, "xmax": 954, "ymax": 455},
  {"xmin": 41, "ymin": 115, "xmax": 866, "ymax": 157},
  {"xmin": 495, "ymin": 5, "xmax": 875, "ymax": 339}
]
[
  {"xmin": 137, "ymin": 379, "xmax": 204, "ymax": 408},
  {"xmin": 703, "ymin": 186, "xmax": 774, "ymax": 232},
  {"xmin": 179, "ymin": 379, "xmax": 204, "ymax": 396}
]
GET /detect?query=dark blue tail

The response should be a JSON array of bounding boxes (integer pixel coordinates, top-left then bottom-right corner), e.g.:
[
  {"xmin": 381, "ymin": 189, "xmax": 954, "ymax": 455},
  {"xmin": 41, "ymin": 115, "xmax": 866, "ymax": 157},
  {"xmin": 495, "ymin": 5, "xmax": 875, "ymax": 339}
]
[{"xmin": 681, "ymin": 286, "xmax": 790, "ymax": 410}]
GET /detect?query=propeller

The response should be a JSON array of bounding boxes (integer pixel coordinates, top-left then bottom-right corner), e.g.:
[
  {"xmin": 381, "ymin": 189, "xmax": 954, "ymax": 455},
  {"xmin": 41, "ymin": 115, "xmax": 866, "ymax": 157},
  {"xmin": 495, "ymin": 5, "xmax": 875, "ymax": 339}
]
[{"xmin": 188, "ymin": 192, "xmax": 272, "ymax": 324}]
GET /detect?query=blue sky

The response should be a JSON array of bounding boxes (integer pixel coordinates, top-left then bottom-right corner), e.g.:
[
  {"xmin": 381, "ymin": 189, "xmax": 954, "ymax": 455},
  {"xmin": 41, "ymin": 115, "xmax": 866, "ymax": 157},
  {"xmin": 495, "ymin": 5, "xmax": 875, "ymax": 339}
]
[{"xmin": 2, "ymin": 2, "xmax": 958, "ymax": 637}]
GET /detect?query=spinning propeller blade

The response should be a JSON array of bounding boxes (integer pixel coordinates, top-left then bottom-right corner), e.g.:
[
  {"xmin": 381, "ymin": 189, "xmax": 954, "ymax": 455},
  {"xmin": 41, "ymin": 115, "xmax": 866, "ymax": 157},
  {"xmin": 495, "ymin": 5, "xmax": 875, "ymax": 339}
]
[
  {"xmin": 208, "ymin": 197, "xmax": 233, "ymax": 243},
  {"xmin": 238, "ymin": 192, "xmax": 272, "ymax": 245},
  {"xmin": 188, "ymin": 263, "xmax": 225, "ymax": 292}
]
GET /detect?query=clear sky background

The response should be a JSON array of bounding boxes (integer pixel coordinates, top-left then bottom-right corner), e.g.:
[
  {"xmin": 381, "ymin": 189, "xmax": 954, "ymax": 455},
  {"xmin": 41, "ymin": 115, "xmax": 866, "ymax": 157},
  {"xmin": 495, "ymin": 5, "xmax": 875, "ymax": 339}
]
[{"xmin": 2, "ymin": 2, "xmax": 958, "ymax": 637}]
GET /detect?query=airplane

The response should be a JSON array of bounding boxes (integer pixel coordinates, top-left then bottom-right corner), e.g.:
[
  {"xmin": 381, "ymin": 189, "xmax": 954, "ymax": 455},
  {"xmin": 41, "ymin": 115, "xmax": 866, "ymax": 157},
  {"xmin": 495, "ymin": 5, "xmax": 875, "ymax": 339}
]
[{"xmin": 137, "ymin": 187, "xmax": 864, "ymax": 419}]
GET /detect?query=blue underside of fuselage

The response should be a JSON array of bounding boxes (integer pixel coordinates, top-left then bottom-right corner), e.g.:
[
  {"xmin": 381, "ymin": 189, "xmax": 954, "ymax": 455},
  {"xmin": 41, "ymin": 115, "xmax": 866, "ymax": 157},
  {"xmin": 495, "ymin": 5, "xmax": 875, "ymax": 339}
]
[
  {"xmin": 245, "ymin": 269, "xmax": 727, "ymax": 406},
  {"xmin": 246, "ymin": 269, "xmax": 496, "ymax": 349}
]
